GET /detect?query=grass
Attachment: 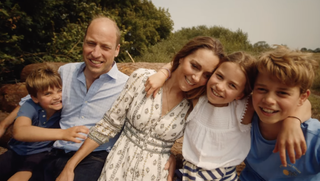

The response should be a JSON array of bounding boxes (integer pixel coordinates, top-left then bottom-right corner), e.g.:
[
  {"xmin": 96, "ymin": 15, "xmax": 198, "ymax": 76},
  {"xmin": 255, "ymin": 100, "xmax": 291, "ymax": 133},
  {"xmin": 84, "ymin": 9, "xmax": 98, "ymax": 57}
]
[{"xmin": 310, "ymin": 53, "xmax": 320, "ymax": 120}]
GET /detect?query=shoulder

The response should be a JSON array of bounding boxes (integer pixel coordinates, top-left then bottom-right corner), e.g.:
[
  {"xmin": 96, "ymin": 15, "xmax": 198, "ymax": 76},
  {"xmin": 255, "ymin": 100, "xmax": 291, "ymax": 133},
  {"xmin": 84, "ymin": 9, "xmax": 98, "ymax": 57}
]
[
  {"xmin": 58, "ymin": 62, "xmax": 83, "ymax": 74},
  {"xmin": 20, "ymin": 99, "xmax": 37, "ymax": 110},
  {"xmin": 18, "ymin": 99, "xmax": 38, "ymax": 117},
  {"xmin": 302, "ymin": 118, "xmax": 320, "ymax": 136},
  {"xmin": 129, "ymin": 68, "xmax": 156, "ymax": 79}
]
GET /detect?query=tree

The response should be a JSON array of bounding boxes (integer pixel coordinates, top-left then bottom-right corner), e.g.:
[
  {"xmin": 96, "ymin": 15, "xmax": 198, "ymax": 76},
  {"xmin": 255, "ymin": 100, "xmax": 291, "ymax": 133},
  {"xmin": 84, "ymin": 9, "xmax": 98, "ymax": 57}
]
[{"xmin": 0, "ymin": 0, "xmax": 173, "ymax": 82}]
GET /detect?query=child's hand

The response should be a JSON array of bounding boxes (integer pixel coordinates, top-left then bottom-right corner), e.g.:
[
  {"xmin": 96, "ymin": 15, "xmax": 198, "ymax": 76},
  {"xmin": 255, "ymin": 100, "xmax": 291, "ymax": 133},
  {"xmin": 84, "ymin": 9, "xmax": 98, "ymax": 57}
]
[
  {"xmin": 62, "ymin": 126, "xmax": 89, "ymax": 143},
  {"xmin": 145, "ymin": 70, "xmax": 168, "ymax": 98},
  {"xmin": 273, "ymin": 118, "xmax": 306, "ymax": 167}
]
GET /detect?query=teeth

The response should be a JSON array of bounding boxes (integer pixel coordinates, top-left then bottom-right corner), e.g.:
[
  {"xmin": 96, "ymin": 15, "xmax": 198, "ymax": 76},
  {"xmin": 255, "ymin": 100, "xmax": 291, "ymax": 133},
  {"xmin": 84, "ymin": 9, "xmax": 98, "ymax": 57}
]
[
  {"xmin": 262, "ymin": 108, "xmax": 274, "ymax": 113},
  {"xmin": 185, "ymin": 77, "xmax": 194, "ymax": 85},
  {"xmin": 212, "ymin": 89, "xmax": 222, "ymax": 97},
  {"xmin": 52, "ymin": 101, "xmax": 61, "ymax": 105},
  {"xmin": 91, "ymin": 60, "xmax": 101, "ymax": 64}
]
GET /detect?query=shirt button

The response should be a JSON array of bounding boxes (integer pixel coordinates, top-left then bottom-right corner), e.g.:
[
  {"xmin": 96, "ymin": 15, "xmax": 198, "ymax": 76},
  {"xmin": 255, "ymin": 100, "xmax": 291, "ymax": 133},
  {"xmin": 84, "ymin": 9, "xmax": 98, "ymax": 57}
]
[
  {"xmin": 85, "ymin": 101, "xmax": 88, "ymax": 103},
  {"xmin": 43, "ymin": 122, "xmax": 46, "ymax": 124},
  {"xmin": 42, "ymin": 110, "xmax": 44, "ymax": 112},
  {"xmin": 81, "ymin": 116, "xmax": 84, "ymax": 119},
  {"xmin": 43, "ymin": 115, "xmax": 46, "ymax": 117}
]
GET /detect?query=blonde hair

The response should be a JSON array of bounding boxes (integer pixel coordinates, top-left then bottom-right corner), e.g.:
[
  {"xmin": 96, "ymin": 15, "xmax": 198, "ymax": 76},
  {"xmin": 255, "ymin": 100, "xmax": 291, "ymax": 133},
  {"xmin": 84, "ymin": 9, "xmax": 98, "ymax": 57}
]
[
  {"xmin": 257, "ymin": 45, "xmax": 318, "ymax": 93},
  {"xmin": 170, "ymin": 36, "xmax": 225, "ymax": 100},
  {"xmin": 226, "ymin": 52, "xmax": 257, "ymax": 98},
  {"xmin": 26, "ymin": 65, "xmax": 62, "ymax": 98}
]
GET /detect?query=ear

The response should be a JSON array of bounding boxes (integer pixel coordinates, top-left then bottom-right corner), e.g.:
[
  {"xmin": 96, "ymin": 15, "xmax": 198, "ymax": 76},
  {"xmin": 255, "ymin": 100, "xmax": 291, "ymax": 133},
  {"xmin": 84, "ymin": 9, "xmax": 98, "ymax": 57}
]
[
  {"xmin": 298, "ymin": 89, "xmax": 310, "ymax": 106},
  {"xmin": 31, "ymin": 95, "xmax": 39, "ymax": 104},
  {"xmin": 114, "ymin": 44, "xmax": 120, "ymax": 57},
  {"xmin": 235, "ymin": 92, "xmax": 245, "ymax": 100},
  {"xmin": 179, "ymin": 58, "xmax": 184, "ymax": 64}
]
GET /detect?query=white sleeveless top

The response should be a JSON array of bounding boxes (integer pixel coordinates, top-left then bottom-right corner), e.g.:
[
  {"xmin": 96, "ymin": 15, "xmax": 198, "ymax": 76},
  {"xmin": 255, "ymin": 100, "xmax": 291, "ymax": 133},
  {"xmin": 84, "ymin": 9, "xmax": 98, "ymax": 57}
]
[{"xmin": 182, "ymin": 95, "xmax": 251, "ymax": 170}]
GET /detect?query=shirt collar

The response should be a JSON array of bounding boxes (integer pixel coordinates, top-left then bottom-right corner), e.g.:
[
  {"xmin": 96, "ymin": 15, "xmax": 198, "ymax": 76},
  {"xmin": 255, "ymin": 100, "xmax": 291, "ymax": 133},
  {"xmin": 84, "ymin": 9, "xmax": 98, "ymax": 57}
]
[{"xmin": 77, "ymin": 61, "xmax": 120, "ymax": 80}]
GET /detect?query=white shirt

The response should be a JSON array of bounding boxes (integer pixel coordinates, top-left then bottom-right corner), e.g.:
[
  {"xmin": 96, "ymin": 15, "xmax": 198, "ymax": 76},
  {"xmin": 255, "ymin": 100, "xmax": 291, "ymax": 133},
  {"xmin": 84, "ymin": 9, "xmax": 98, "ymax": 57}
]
[{"xmin": 182, "ymin": 95, "xmax": 251, "ymax": 170}]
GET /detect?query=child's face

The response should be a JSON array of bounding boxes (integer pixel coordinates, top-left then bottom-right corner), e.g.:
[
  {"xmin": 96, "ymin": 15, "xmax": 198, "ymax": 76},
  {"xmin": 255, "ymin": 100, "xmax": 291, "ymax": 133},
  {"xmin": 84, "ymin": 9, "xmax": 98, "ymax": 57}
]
[
  {"xmin": 32, "ymin": 86, "xmax": 63, "ymax": 113},
  {"xmin": 175, "ymin": 48, "xmax": 220, "ymax": 92},
  {"xmin": 252, "ymin": 71, "xmax": 306, "ymax": 124},
  {"xmin": 206, "ymin": 62, "xmax": 245, "ymax": 107}
]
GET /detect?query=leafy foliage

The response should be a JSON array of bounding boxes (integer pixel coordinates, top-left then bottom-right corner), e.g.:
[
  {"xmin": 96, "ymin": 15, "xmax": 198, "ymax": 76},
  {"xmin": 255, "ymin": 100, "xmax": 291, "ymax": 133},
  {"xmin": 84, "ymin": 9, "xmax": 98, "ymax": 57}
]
[
  {"xmin": 134, "ymin": 25, "xmax": 268, "ymax": 63},
  {"xmin": 0, "ymin": 0, "xmax": 173, "ymax": 82}
]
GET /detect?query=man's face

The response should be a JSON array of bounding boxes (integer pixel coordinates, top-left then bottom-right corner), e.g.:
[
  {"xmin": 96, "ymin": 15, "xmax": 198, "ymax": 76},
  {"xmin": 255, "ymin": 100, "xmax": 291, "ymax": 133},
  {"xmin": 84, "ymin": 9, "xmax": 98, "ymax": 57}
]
[
  {"xmin": 83, "ymin": 18, "xmax": 120, "ymax": 79},
  {"xmin": 252, "ymin": 71, "xmax": 307, "ymax": 124}
]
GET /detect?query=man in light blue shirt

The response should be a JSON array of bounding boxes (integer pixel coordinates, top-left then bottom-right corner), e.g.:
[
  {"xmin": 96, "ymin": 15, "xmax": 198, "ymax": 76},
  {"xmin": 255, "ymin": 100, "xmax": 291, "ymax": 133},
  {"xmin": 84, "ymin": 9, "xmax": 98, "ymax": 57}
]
[{"xmin": 3, "ymin": 15, "xmax": 128, "ymax": 181}]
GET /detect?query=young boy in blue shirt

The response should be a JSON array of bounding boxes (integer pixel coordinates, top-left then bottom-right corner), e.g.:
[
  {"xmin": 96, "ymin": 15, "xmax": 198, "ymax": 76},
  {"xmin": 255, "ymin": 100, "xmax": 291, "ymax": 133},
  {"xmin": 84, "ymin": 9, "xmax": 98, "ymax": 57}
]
[
  {"xmin": 240, "ymin": 45, "xmax": 320, "ymax": 180},
  {"xmin": 0, "ymin": 65, "xmax": 89, "ymax": 181}
]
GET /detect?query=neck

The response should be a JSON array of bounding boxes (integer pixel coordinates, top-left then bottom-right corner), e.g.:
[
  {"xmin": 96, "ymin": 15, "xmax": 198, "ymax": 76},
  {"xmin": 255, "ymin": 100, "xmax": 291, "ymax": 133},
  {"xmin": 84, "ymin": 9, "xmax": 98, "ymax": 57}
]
[
  {"xmin": 45, "ymin": 109, "xmax": 57, "ymax": 121},
  {"xmin": 83, "ymin": 69, "xmax": 100, "ymax": 90},
  {"xmin": 165, "ymin": 76, "xmax": 183, "ymax": 97},
  {"xmin": 259, "ymin": 120, "xmax": 283, "ymax": 140}
]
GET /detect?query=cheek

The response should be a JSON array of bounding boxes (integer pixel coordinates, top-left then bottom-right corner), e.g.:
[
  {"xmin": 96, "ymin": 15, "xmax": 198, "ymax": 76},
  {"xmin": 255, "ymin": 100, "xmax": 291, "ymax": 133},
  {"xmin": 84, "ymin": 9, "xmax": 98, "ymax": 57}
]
[
  {"xmin": 83, "ymin": 46, "xmax": 92, "ymax": 55},
  {"xmin": 199, "ymin": 78, "xmax": 209, "ymax": 86},
  {"xmin": 251, "ymin": 94, "xmax": 261, "ymax": 108}
]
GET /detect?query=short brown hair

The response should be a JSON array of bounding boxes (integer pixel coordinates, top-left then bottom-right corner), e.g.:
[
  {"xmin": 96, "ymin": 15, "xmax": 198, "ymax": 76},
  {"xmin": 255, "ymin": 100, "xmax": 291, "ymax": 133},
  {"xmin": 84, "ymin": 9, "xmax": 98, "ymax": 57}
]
[
  {"xmin": 226, "ymin": 51, "xmax": 257, "ymax": 98},
  {"xmin": 26, "ymin": 65, "xmax": 62, "ymax": 98},
  {"xmin": 84, "ymin": 14, "xmax": 121, "ymax": 46},
  {"xmin": 171, "ymin": 36, "xmax": 225, "ymax": 99},
  {"xmin": 257, "ymin": 45, "xmax": 318, "ymax": 94}
]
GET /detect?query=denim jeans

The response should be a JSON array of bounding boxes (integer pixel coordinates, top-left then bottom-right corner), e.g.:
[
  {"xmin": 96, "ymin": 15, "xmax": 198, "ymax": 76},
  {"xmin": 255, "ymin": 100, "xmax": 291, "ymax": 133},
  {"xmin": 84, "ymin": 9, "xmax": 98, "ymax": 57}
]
[{"xmin": 30, "ymin": 149, "xmax": 108, "ymax": 181}]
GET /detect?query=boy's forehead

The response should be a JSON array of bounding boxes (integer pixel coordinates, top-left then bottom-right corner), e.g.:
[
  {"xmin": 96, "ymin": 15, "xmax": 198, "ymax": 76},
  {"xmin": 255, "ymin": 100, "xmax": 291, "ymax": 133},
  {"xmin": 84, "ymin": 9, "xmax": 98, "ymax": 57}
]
[{"xmin": 255, "ymin": 72, "xmax": 300, "ymax": 91}]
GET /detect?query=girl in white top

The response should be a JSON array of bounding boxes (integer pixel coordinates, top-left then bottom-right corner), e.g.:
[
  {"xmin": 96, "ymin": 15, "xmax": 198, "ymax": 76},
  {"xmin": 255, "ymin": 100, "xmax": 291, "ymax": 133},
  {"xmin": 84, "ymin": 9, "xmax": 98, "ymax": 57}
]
[
  {"xmin": 146, "ymin": 51, "xmax": 257, "ymax": 181},
  {"xmin": 181, "ymin": 52, "xmax": 256, "ymax": 181}
]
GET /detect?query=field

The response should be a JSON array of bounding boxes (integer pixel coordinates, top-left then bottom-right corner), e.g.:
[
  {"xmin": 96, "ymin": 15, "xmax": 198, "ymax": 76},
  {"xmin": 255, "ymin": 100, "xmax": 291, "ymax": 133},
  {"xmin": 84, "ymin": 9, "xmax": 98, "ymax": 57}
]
[{"xmin": 310, "ymin": 53, "xmax": 320, "ymax": 120}]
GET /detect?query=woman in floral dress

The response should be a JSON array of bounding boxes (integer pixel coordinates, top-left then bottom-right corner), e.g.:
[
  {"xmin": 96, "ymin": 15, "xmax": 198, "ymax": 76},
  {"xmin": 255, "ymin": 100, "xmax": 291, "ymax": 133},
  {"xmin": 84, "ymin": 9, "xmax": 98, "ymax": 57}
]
[{"xmin": 57, "ymin": 36, "xmax": 225, "ymax": 181}]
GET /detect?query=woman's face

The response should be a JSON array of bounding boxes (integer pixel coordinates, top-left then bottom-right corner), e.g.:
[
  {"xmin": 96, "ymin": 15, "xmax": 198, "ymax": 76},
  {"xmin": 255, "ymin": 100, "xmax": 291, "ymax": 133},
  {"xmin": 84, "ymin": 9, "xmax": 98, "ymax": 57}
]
[{"xmin": 174, "ymin": 48, "xmax": 220, "ymax": 92}]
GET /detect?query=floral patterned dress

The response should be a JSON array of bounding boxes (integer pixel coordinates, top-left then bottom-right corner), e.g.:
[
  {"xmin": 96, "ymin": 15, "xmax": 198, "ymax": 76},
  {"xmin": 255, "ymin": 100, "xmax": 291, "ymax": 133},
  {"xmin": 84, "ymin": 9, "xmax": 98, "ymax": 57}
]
[{"xmin": 89, "ymin": 68, "xmax": 190, "ymax": 181}]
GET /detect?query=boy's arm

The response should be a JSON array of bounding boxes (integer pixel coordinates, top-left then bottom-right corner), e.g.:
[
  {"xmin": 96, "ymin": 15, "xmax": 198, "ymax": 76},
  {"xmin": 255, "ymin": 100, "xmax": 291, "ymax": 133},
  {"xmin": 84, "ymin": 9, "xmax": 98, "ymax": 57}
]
[
  {"xmin": 13, "ymin": 116, "xmax": 89, "ymax": 143},
  {"xmin": 274, "ymin": 99, "xmax": 311, "ymax": 167},
  {"xmin": 0, "ymin": 106, "xmax": 20, "ymax": 138},
  {"xmin": 145, "ymin": 63, "xmax": 172, "ymax": 98}
]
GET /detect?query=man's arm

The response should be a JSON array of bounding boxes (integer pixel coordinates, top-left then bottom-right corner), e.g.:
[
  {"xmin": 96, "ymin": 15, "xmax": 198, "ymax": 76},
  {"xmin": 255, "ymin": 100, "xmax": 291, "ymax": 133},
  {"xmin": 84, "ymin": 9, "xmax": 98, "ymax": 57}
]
[
  {"xmin": 0, "ymin": 106, "xmax": 20, "ymax": 138},
  {"xmin": 13, "ymin": 116, "xmax": 89, "ymax": 143}
]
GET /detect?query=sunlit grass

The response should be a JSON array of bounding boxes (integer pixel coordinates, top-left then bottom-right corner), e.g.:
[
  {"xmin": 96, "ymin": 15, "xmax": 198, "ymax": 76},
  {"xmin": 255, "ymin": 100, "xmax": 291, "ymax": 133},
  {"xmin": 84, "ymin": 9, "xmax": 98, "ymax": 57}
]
[{"xmin": 309, "ymin": 93, "xmax": 320, "ymax": 120}]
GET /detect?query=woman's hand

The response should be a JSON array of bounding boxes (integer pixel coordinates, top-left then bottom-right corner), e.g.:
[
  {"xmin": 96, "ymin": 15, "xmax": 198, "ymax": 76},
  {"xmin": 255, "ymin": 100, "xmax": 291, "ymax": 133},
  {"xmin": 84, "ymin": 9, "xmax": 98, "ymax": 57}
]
[
  {"xmin": 164, "ymin": 154, "xmax": 176, "ymax": 181},
  {"xmin": 56, "ymin": 167, "xmax": 75, "ymax": 181}
]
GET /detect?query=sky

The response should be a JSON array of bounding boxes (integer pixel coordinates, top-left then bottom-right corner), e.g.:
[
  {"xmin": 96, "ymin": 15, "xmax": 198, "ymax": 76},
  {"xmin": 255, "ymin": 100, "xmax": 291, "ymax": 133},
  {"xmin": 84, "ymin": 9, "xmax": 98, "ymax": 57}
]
[{"xmin": 151, "ymin": 0, "xmax": 320, "ymax": 50}]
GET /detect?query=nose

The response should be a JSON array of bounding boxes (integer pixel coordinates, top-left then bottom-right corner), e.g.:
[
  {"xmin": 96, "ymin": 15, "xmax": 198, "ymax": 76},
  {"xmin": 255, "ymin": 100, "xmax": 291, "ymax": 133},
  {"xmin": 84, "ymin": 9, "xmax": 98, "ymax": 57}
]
[
  {"xmin": 216, "ymin": 82, "xmax": 225, "ymax": 92},
  {"xmin": 262, "ymin": 93, "xmax": 275, "ymax": 105},
  {"xmin": 192, "ymin": 73, "xmax": 201, "ymax": 83},
  {"xmin": 91, "ymin": 46, "xmax": 102, "ymax": 58},
  {"xmin": 53, "ymin": 92, "xmax": 61, "ymax": 100}
]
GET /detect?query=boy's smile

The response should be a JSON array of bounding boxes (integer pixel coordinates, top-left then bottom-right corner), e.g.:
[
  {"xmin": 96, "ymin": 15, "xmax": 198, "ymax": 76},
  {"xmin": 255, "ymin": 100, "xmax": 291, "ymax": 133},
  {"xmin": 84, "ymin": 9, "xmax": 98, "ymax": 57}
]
[
  {"xmin": 32, "ymin": 86, "xmax": 63, "ymax": 116},
  {"xmin": 252, "ymin": 71, "xmax": 307, "ymax": 124}
]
